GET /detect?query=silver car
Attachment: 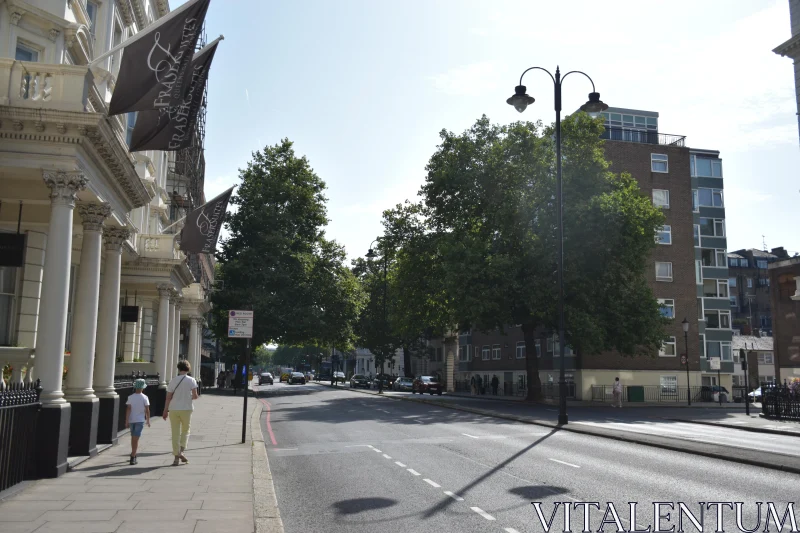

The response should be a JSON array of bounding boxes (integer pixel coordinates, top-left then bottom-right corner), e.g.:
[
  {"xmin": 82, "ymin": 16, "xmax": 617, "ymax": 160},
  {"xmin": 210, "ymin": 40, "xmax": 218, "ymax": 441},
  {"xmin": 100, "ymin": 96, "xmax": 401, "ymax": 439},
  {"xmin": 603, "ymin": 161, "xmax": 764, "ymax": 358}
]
[{"xmin": 393, "ymin": 377, "xmax": 414, "ymax": 392}]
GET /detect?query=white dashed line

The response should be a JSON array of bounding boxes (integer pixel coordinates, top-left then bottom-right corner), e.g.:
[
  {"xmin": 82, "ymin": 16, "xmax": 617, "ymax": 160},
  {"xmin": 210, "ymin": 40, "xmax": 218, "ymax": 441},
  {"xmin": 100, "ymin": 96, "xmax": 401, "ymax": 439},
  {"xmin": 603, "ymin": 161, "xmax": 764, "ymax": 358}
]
[
  {"xmin": 345, "ymin": 445, "xmax": 373, "ymax": 448},
  {"xmin": 272, "ymin": 448, "xmax": 298, "ymax": 451},
  {"xmin": 471, "ymin": 507, "xmax": 496, "ymax": 521},
  {"xmin": 549, "ymin": 458, "xmax": 580, "ymax": 468},
  {"xmin": 407, "ymin": 469, "xmax": 421, "ymax": 476},
  {"xmin": 373, "ymin": 449, "xmax": 383, "ymax": 453},
  {"xmin": 506, "ymin": 529, "xmax": 522, "ymax": 533},
  {"xmin": 382, "ymin": 454, "xmax": 392, "ymax": 459},
  {"xmin": 444, "ymin": 491, "xmax": 464, "ymax": 502},
  {"xmin": 415, "ymin": 420, "xmax": 424, "ymax": 423},
  {"xmin": 462, "ymin": 433, "xmax": 480, "ymax": 439},
  {"xmin": 423, "ymin": 479, "xmax": 441, "ymax": 488},
  {"xmin": 395, "ymin": 461, "xmax": 407, "ymax": 467}
]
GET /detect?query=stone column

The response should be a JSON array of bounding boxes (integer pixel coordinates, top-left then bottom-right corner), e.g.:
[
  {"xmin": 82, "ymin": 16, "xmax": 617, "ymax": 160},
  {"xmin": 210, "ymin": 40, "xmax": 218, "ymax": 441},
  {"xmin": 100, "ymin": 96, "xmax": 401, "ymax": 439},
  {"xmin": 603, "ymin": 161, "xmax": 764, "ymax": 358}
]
[
  {"xmin": 155, "ymin": 284, "xmax": 172, "ymax": 388},
  {"xmin": 36, "ymin": 170, "xmax": 87, "ymax": 478},
  {"xmin": 171, "ymin": 297, "xmax": 183, "ymax": 376},
  {"xmin": 64, "ymin": 203, "xmax": 110, "ymax": 457},
  {"xmin": 188, "ymin": 315, "xmax": 201, "ymax": 378},
  {"xmin": 166, "ymin": 294, "xmax": 176, "ymax": 381},
  {"xmin": 94, "ymin": 227, "xmax": 130, "ymax": 445}
]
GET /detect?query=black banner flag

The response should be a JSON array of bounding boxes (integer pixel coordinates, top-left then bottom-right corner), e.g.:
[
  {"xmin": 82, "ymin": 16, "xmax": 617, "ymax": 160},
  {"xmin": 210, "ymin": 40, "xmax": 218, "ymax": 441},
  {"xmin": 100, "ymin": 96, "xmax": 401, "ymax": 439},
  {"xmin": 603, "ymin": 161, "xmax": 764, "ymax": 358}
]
[
  {"xmin": 108, "ymin": 0, "xmax": 210, "ymax": 116},
  {"xmin": 179, "ymin": 187, "xmax": 233, "ymax": 254},
  {"xmin": 129, "ymin": 39, "xmax": 219, "ymax": 152}
]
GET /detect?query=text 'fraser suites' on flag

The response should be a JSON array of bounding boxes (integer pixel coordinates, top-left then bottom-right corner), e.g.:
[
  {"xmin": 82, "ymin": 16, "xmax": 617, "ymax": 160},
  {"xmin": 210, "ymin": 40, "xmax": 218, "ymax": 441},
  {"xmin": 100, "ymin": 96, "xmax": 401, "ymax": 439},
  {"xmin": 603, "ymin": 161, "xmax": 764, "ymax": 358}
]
[{"xmin": 179, "ymin": 187, "xmax": 233, "ymax": 254}]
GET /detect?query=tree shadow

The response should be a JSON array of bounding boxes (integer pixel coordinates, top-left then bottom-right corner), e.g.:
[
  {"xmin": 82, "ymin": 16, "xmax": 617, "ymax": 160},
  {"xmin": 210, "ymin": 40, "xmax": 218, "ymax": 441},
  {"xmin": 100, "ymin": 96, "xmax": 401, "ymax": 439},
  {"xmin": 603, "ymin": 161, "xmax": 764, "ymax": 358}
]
[
  {"xmin": 86, "ymin": 465, "xmax": 164, "ymax": 477},
  {"xmin": 332, "ymin": 497, "xmax": 397, "ymax": 515}
]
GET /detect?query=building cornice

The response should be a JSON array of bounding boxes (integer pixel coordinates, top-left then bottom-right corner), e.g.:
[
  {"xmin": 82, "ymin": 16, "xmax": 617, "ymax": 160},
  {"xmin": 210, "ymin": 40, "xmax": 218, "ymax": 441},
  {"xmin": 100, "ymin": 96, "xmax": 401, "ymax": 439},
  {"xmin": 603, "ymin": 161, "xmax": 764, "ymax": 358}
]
[
  {"xmin": 774, "ymin": 34, "xmax": 800, "ymax": 59},
  {"xmin": 114, "ymin": 0, "xmax": 136, "ymax": 27},
  {"xmin": 0, "ymin": 107, "xmax": 152, "ymax": 210},
  {"xmin": 131, "ymin": 0, "xmax": 149, "ymax": 30},
  {"xmin": 156, "ymin": 0, "xmax": 170, "ymax": 17}
]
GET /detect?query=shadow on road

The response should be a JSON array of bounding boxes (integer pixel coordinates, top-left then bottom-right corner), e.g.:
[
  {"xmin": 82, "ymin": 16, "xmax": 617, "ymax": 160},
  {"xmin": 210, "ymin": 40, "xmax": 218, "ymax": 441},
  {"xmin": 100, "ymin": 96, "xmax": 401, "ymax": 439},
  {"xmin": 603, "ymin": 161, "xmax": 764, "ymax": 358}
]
[
  {"xmin": 509, "ymin": 484, "xmax": 569, "ymax": 500},
  {"xmin": 332, "ymin": 497, "xmax": 397, "ymax": 515}
]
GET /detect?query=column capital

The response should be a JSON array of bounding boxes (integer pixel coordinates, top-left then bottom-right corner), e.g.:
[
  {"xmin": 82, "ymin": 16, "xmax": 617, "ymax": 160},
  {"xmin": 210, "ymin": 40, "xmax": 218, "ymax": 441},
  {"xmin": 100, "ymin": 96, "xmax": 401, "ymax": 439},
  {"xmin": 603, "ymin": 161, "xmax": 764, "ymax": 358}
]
[
  {"xmin": 77, "ymin": 203, "xmax": 111, "ymax": 232},
  {"xmin": 169, "ymin": 289, "xmax": 181, "ymax": 302},
  {"xmin": 190, "ymin": 315, "xmax": 205, "ymax": 326},
  {"xmin": 174, "ymin": 297, "xmax": 184, "ymax": 310},
  {"xmin": 157, "ymin": 283, "xmax": 173, "ymax": 298},
  {"xmin": 103, "ymin": 227, "xmax": 131, "ymax": 251},
  {"xmin": 43, "ymin": 171, "xmax": 88, "ymax": 207}
]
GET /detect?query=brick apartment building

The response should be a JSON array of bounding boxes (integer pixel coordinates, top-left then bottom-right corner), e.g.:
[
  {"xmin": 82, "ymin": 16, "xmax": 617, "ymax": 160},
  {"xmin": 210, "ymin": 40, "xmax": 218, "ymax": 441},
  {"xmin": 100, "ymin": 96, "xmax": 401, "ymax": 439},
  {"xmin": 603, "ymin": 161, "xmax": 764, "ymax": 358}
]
[
  {"xmin": 450, "ymin": 108, "xmax": 734, "ymax": 399},
  {"xmin": 768, "ymin": 257, "xmax": 800, "ymax": 382},
  {"xmin": 727, "ymin": 247, "xmax": 792, "ymax": 335}
]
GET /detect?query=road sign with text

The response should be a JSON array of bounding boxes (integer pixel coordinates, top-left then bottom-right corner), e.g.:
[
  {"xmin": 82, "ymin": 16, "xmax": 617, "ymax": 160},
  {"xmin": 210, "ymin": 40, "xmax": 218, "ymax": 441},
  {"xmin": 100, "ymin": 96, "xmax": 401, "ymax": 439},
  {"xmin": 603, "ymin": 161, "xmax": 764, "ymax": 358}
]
[
  {"xmin": 709, "ymin": 358, "xmax": 721, "ymax": 370},
  {"xmin": 228, "ymin": 310, "xmax": 253, "ymax": 338}
]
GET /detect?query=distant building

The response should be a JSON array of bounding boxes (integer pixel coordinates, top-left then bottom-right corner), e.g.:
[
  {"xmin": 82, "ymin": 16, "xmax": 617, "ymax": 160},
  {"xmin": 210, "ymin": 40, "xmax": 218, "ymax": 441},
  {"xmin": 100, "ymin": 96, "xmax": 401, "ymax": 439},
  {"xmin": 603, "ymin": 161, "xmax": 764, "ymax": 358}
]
[
  {"xmin": 730, "ymin": 334, "xmax": 776, "ymax": 387},
  {"xmin": 727, "ymin": 247, "xmax": 791, "ymax": 335},
  {"xmin": 773, "ymin": 0, "xmax": 800, "ymax": 143},
  {"xmin": 768, "ymin": 257, "xmax": 800, "ymax": 383}
]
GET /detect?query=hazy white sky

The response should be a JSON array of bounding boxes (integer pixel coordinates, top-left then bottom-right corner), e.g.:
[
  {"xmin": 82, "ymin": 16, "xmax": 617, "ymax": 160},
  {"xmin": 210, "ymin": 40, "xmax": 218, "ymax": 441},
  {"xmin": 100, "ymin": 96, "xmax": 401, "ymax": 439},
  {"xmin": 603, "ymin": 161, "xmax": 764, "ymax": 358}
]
[{"xmin": 189, "ymin": 0, "xmax": 800, "ymax": 259}]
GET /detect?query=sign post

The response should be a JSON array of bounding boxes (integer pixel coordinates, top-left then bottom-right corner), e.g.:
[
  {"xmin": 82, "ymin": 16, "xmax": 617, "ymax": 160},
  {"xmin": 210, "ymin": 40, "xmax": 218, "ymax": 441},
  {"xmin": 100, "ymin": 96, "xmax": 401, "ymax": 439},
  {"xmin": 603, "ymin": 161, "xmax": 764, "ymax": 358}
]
[
  {"xmin": 709, "ymin": 357, "xmax": 722, "ymax": 405},
  {"xmin": 229, "ymin": 310, "xmax": 253, "ymax": 444},
  {"xmin": 741, "ymin": 348, "xmax": 750, "ymax": 416}
]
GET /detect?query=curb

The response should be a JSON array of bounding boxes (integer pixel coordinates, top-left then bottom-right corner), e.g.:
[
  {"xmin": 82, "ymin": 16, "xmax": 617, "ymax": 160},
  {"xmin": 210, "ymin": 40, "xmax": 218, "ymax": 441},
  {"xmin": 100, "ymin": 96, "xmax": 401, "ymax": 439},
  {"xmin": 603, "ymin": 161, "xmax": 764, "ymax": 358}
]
[
  {"xmin": 251, "ymin": 399, "xmax": 284, "ymax": 533},
  {"xmin": 325, "ymin": 382, "xmax": 800, "ymax": 475},
  {"xmin": 662, "ymin": 417, "xmax": 800, "ymax": 438}
]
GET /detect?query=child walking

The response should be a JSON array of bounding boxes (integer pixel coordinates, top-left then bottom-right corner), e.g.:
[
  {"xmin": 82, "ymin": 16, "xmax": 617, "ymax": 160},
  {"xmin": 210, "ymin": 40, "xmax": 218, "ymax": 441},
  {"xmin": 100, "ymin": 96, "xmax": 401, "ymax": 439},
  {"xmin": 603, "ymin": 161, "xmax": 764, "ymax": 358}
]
[{"xmin": 125, "ymin": 379, "xmax": 151, "ymax": 465}]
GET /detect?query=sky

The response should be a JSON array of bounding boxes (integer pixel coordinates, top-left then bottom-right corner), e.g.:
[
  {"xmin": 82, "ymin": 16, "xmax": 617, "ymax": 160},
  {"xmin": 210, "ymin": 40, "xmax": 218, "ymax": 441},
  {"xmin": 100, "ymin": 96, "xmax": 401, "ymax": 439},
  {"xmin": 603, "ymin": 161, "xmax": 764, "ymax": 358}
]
[{"xmin": 184, "ymin": 0, "xmax": 800, "ymax": 260}]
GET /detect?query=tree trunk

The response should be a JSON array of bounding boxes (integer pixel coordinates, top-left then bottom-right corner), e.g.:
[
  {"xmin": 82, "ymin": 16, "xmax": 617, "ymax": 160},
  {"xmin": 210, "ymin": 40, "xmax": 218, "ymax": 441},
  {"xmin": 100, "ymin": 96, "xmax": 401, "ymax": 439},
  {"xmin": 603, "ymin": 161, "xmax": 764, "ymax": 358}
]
[
  {"xmin": 522, "ymin": 323, "xmax": 542, "ymax": 401},
  {"xmin": 403, "ymin": 344, "xmax": 411, "ymax": 377}
]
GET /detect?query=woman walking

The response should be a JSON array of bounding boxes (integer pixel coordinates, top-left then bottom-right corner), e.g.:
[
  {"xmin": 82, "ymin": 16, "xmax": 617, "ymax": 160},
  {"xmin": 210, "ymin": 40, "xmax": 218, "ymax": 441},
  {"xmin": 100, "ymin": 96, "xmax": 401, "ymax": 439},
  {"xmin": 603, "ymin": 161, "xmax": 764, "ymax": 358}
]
[{"xmin": 162, "ymin": 360, "xmax": 199, "ymax": 466}]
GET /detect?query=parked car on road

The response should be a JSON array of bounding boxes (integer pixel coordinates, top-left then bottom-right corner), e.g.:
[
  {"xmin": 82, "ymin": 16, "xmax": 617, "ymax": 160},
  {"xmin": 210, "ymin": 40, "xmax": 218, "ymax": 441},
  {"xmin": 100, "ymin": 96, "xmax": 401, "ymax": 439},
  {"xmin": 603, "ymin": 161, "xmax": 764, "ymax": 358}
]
[
  {"xmin": 260, "ymin": 372, "xmax": 273, "ymax": 385},
  {"xmin": 350, "ymin": 374, "xmax": 370, "ymax": 388},
  {"xmin": 371, "ymin": 374, "xmax": 393, "ymax": 390},
  {"xmin": 333, "ymin": 371, "xmax": 346, "ymax": 383},
  {"xmin": 288, "ymin": 372, "xmax": 306, "ymax": 385},
  {"xmin": 748, "ymin": 387, "xmax": 763, "ymax": 402},
  {"xmin": 393, "ymin": 377, "xmax": 414, "ymax": 392},
  {"xmin": 413, "ymin": 376, "xmax": 443, "ymax": 395},
  {"xmin": 699, "ymin": 385, "xmax": 729, "ymax": 402}
]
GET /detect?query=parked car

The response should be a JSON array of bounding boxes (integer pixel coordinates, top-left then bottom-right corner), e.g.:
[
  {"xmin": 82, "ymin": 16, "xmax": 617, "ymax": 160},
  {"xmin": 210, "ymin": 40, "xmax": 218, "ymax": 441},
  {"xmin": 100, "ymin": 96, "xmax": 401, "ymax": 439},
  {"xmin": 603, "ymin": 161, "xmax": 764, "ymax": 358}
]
[
  {"xmin": 333, "ymin": 371, "xmax": 346, "ymax": 383},
  {"xmin": 748, "ymin": 387, "xmax": 763, "ymax": 402},
  {"xmin": 371, "ymin": 374, "xmax": 393, "ymax": 390},
  {"xmin": 288, "ymin": 372, "xmax": 306, "ymax": 385},
  {"xmin": 350, "ymin": 374, "xmax": 370, "ymax": 389},
  {"xmin": 392, "ymin": 377, "xmax": 414, "ymax": 392},
  {"xmin": 699, "ymin": 385, "xmax": 730, "ymax": 402},
  {"xmin": 413, "ymin": 376, "xmax": 443, "ymax": 395},
  {"xmin": 260, "ymin": 372, "xmax": 273, "ymax": 385},
  {"xmin": 305, "ymin": 372, "xmax": 314, "ymax": 382}
]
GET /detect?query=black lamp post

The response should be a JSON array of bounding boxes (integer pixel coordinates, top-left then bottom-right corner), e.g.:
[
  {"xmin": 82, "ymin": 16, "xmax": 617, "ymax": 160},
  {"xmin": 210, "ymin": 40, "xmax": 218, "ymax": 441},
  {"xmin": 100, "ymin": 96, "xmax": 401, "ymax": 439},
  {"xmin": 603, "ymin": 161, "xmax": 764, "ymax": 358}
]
[
  {"xmin": 682, "ymin": 318, "xmax": 691, "ymax": 406},
  {"xmin": 507, "ymin": 66, "xmax": 607, "ymax": 426},
  {"xmin": 366, "ymin": 240, "xmax": 388, "ymax": 394}
]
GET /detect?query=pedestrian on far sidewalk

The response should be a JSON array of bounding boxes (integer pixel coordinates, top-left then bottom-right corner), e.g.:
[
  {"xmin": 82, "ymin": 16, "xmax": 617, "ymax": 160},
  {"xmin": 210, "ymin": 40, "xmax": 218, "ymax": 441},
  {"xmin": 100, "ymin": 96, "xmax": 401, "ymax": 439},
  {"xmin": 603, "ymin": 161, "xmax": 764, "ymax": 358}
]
[
  {"xmin": 470, "ymin": 375, "xmax": 477, "ymax": 395},
  {"xmin": 612, "ymin": 377, "xmax": 622, "ymax": 408},
  {"xmin": 163, "ymin": 360, "xmax": 199, "ymax": 466},
  {"xmin": 491, "ymin": 375, "xmax": 500, "ymax": 396}
]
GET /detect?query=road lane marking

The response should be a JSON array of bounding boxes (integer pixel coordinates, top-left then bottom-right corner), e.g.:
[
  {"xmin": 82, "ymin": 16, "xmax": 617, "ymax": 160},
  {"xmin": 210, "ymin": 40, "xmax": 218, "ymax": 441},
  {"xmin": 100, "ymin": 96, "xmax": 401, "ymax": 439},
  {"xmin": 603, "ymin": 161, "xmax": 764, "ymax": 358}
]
[
  {"xmin": 506, "ymin": 529, "xmax": 522, "ymax": 533},
  {"xmin": 395, "ymin": 461, "xmax": 407, "ymax": 467},
  {"xmin": 382, "ymin": 454, "xmax": 392, "ymax": 459},
  {"xmin": 424, "ymin": 479, "xmax": 441, "ymax": 488},
  {"xmin": 444, "ymin": 491, "xmax": 464, "ymax": 501},
  {"xmin": 345, "ymin": 445, "xmax": 373, "ymax": 448},
  {"xmin": 259, "ymin": 399, "xmax": 278, "ymax": 446},
  {"xmin": 471, "ymin": 507, "xmax": 496, "ymax": 521},
  {"xmin": 415, "ymin": 420, "xmax": 424, "ymax": 424},
  {"xmin": 407, "ymin": 469, "xmax": 421, "ymax": 476},
  {"xmin": 373, "ymin": 449, "xmax": 382, "ymax": 453},
  {"xmin": 549, "ymin": 458, "xmax": 580, "ymax": 468},
  {"xmin": 462, "ymin": 433, "xmax": 480, "ymax": 439}
]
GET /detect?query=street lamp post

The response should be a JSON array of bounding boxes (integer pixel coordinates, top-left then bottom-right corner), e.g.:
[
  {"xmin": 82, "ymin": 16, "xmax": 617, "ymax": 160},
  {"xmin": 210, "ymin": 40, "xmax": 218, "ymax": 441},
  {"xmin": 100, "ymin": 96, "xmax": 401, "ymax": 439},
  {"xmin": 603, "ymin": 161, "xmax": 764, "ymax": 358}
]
[
  {"xmin": 366, "ymin": 240, "xmax": 389, "ymax": 394},
  {"xmin": 682, "ymin": 318, "xmax": 691, "ymax": 406},
  {"xmin": 507, "ymin": 66, "xmax": 607, "ymax": 426}
]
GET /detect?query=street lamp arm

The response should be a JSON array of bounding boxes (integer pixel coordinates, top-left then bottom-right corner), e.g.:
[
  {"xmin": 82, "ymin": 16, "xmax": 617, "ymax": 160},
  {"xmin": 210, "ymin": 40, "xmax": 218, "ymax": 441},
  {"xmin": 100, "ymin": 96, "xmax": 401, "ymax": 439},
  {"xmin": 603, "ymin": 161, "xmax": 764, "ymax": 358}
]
[
  {"xmin": 518, "ymin": 66, "xmax": 555, "ymax": 87},
  {"xmin": 560, "ymin": 70, "xmax": 597, "ymax": 92}
]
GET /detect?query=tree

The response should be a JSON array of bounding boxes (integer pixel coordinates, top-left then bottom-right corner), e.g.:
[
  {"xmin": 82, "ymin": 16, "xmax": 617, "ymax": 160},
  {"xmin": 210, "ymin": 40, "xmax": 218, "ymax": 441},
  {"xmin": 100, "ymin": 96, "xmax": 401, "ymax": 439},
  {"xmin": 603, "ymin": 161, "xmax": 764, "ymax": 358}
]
[
  {"xmin": 211, "ymin": 139, "xmax": 364, "ymax": 351},
  {"xmin": 416, "ymin": 114, "xmax": 668, "ymax": 400}
]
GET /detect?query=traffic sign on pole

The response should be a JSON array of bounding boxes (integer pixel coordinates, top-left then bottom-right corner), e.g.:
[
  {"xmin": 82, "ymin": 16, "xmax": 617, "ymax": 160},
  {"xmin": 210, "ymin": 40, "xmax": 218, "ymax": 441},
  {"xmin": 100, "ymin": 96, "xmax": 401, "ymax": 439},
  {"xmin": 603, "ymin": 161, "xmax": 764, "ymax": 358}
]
[
  {"xmin": 709, "ymin": 358, "xmax": 721, "ymax": 370},
  {"xmin": 228, "ymin": 310, "xmax": 253, "ymax": 338}
]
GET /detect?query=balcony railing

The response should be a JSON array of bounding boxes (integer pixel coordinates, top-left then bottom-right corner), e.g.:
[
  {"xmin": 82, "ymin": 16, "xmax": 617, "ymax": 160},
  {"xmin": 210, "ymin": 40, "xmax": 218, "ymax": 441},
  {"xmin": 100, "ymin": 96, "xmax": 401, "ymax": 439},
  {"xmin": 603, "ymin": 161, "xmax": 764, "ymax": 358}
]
[{"xmin": 601, "ymin": 127, "xmax": 686, "ymax": 147}]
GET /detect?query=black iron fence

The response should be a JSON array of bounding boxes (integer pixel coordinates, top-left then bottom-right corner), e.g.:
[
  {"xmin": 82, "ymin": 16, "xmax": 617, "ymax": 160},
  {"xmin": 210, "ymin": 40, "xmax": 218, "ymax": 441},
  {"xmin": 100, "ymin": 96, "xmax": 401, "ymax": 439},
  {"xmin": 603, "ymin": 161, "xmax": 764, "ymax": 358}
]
[
  {"xmin": 0, "ymin": 380, "xmax": 42, "ymax": 492},
  {"xmin": 454, "ymin": 379, "xmax": 579, "ymax": 399},
  {"xmin": 600, "ymin": 127, "xmax": 686, "ymax": 147},
  {"xmin": 114, "ymin": 372, "xmax": 160, "ymax": 432},
  {"xmin": 590, "ymin": 385, "xmax": 732, "ymax": 403},
  {"xmin": 761, "ymin": 383, "xmax": 800, "ymax": 420}
]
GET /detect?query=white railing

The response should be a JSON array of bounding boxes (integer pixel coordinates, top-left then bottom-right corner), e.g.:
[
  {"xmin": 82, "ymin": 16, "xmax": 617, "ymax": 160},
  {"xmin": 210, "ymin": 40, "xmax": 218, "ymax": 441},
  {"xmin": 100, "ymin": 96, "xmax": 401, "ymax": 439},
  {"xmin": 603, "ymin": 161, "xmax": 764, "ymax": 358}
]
[
  {"xmin": 0, "ymin": 347, "xmax": 35, "ymax": 389},
  {"xmin": 0, "ymin": 59, "xmax": 92, "ymax": 113},
  {"xmin": 139, "ymin": 234, "xmax": 182, "ymax": 260}
]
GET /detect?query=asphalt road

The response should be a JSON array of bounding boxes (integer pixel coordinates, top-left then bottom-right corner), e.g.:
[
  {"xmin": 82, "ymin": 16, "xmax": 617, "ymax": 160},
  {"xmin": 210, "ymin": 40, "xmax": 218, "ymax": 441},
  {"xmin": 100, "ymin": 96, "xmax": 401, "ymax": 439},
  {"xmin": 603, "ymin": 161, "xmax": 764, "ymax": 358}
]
[{"xmin": 256, "ymin": 383, "xmax": 798, "ymax": 533}]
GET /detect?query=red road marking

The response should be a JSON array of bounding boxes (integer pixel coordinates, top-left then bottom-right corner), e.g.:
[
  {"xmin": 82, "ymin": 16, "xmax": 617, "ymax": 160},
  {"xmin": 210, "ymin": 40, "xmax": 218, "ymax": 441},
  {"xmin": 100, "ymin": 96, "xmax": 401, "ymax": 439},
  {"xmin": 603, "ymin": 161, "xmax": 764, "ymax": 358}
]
[{"xmin": 259, "ymin": 398, "xmax": 278, "ymax": 445}]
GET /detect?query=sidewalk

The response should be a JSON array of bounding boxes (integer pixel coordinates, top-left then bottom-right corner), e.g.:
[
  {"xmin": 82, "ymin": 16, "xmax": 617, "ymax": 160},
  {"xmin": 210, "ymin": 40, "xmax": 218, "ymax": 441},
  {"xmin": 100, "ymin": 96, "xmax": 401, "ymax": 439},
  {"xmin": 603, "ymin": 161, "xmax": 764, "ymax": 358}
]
[{"xmin": 0, "ymin": 392, "xmax": 282, "ymax": 533}]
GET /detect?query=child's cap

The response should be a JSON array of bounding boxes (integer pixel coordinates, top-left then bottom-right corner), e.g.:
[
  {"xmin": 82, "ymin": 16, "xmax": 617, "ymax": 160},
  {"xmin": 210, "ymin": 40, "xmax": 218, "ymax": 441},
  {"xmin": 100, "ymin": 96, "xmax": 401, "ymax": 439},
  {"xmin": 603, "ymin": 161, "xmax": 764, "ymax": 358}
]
[{"xmin": 134, "ymin": 379, "xmax": 147, "ymax": 390}]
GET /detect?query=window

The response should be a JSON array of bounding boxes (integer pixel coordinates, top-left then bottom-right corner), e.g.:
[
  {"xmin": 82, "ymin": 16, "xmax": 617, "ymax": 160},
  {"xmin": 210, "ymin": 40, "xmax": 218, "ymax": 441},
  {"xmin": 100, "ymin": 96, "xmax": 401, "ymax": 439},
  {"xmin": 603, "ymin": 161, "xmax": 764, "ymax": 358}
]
[
  {"xmin": 692, "ymin": 190, "xmax": 699, "ymax": 212},
  {"xmin": 459, "ymin": 345, "xmax": 468, "ymax": 362},
  {"xmin": 692, "ymin": 156, "xmax": 723, "ymax": 177},
  {"xmin": 729, "ymin": 295, "xmax": 737, "ymax": 308},
  {"xmin": 740, "ymin": 259, "xmax": 749, "ymax": 268},
  {"xmin": 15, "ymin": 42, "xmax": 40, "ymax": 62},
  {"xmin": 0, "ymin": 266, "xmax": 18, "ymax": 346},
  {"xmin": 729, "ymin": 277, "xmax": 737, "ymax": 288},
  {"xmin": 547, "ymin": 337, "xmax": 554, "ymax": 354},
  {"xmin": 693, "ymin": 225, "xmax": 700, "ymax": 247},
  {"xmin": 535, "ymin": 341, "xmax": 541, "ymax": 358},
  {"xmin": 656, "ymin": 262, "xmax": 673, "ymax": 282},
  {"xmin": 703, "ymin": 279, "xmax": 729, "ymax": 298},
  {"xmin": 701, "ymin": 249, "xmax": 727, "ymax": 267},
  {"xmin": 656, "ymin": 225, "xmax": 672, "ymax": 245},
  {"xmin": 482, "ymin": 345, "xmax": 490, "ymax": 361},
  {"xmin": 747, "ymin": 278, "xmax": 753, "ymax": 288},
  {"xmin": 652, "ymin": 189, "xmax": 670, "ymax": 208},
  {"xmin": 699, "ymin": 218, "xmax": 725, "ymax": 237},
  {"xmin": 695, "ymin": 261, "xmax": 702, "ymax": 285},
  {"xmin": 758, "ymin": 352, "xmax": 774, "ymax": 365},
  {"xmin": 516, "ymin": 341, "xmax": 525, "ymax": 359},
  {"xmin": 660, "ymin": 337, "xmax": 676, "ymax": 356},
  {"xmin": 721, "ymin": 342, "xmax": 732, "ymax": 361},
  {"xmin": 492, "ymin": 344, "xmax": 501, "ymax": 360},
  {"xmin": 126, "ymin": 112, "xmax": 138, "ymax": 146},
  {"xmin": 698, "ymin": 189, "xmax": 724, "ymax": 208},
  {"xmin": 658, "ymin": 299, "xmax": 675, "ymax": 319},
  {"xmin": 758, "ymin": 278, "xmax": 769, "ymax": 287},
  {"xmin": 660, "ymin": 375, "xmax": 677, "ymax": 394},
  {"xmin": 729, "ymin": 258, "xmax": 738, "ymax": 267},
  {"xmin": 757, "ymin": 260, "xmax": 768, "ymax": 269},
  {"xmin": 704, "ymin": 310, "xmax": 731, "ymax": 329},
  {"xmin": 732, "ymin": 375, "xmax": 742, "ymax": 386},
  {"xmin": 86, "ymin": 1, "xmax": 99, "ymax": 35},
  {"xmin": 651, "ymin": 154, "xmax": 668, "ymax": 173}
]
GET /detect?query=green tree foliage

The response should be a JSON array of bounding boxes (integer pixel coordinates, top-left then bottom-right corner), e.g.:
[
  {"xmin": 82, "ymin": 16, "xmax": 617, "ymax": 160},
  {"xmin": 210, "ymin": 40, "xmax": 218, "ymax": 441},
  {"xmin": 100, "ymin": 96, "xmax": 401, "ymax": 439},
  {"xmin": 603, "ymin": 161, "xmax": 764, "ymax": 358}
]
[
  {"xmin": 405, "ymin": 114, "xmax": 667, "ymax": 399},
  {"xmin": 352, "ymin": 250, "xmax": 398, "ymax": 377},
  {"xmin": 211, "ymin": 139, "xmax": 364, "ymax": 350}
]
